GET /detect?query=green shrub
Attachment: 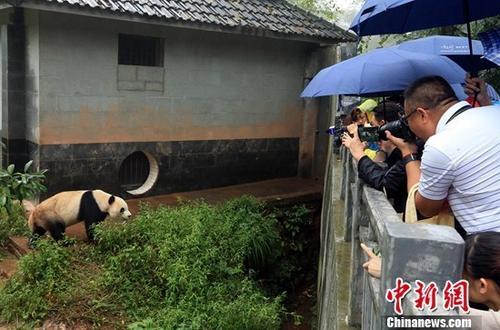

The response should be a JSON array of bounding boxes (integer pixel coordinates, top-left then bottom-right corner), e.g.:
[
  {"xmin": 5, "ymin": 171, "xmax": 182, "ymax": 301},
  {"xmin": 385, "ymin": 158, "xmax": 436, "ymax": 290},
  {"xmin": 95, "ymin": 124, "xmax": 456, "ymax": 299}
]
[
  {"xmin": 0, "ymin": 240, "xmax": 71, "ymax": 322},
  {"xmin": 0, "ymin": 154, "xmax": 46, "ymax": 245},
  {"xmin": 94, "ymin": 197, "xmax": 283, "ymax": 328}
]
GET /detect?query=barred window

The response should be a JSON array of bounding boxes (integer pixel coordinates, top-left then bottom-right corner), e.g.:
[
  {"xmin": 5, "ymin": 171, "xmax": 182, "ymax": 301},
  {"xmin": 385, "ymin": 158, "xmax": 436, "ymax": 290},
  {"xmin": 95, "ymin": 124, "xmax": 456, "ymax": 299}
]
[{"xmin": 118, "ymin": 34, "xmax": 163, "ymax": 67}]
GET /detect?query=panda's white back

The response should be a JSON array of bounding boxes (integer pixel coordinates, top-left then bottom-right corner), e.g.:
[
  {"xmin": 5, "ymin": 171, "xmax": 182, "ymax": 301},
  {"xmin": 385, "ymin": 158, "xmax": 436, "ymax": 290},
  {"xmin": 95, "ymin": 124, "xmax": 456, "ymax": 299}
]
[{"xmin": 38, "ymin": 190, "xmax": 87, "ymax": 226}]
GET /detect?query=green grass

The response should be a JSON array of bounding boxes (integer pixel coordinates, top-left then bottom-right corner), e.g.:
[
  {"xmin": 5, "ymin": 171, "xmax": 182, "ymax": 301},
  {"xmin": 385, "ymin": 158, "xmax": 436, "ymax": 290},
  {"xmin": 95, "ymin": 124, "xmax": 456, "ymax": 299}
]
[{"xmin": 0, "ymin": 197, "xmax": 286, "ymax": 329}]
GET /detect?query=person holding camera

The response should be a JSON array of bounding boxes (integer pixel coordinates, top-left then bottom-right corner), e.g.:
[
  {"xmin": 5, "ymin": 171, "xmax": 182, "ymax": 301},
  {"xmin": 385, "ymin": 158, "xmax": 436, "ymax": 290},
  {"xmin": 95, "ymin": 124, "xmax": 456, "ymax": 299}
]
[
  {"xmin": 342, "ymin": 103, "xmax": 410, "ymax": 213},
  {"xmin": 386, "ymin": 76, "xmax": 500, "ymax": 234}
]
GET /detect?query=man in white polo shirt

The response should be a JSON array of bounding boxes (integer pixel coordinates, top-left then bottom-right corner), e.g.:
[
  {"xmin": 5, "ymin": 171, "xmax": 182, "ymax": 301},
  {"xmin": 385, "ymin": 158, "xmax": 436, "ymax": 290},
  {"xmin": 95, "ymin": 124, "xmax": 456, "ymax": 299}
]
[{"xmin": 386, "ymin": 76, "xmax": 500, "ymax": 234}]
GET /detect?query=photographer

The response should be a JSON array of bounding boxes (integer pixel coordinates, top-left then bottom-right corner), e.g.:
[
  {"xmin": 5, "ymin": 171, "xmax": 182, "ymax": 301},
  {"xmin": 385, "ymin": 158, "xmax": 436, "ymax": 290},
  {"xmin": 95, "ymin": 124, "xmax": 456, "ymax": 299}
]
[
  {"xmin": 386, "ymin": 76, "xmax": 500, "ymax": 234},
  {"xmin": 342, "ymin": 103, "xmax": 410, "ymax": 213}
]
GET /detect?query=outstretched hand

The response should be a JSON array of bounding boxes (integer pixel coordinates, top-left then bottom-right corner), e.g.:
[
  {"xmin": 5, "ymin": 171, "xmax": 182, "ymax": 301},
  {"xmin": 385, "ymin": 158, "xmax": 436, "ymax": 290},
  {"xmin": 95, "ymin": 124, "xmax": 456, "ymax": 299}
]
[{"xmin": 360, "ymin": 243, "xmax": 381, "ymax": 279}]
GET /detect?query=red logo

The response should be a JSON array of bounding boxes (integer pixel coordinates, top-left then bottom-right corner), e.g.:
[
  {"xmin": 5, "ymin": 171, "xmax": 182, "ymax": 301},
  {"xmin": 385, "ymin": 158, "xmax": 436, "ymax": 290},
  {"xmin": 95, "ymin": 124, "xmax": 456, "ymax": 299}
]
[
  {"xmin": 443, "ymin": 280, "xmax": 470, "ymax": 313},
  {"xmin": 413, "ymin": 280, "xmax": 438, "ymax": 312},
  {"xmin": 386, "ymin": 278, "xmax": 469, "ymax": 314},
  {"xmin": 386, "ymin": 277, "xmax": 412, "ymax": 315}
]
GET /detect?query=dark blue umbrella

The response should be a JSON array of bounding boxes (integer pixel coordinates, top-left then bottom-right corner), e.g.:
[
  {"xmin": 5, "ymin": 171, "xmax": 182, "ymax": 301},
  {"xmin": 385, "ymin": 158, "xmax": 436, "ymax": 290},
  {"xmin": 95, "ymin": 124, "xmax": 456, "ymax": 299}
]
[
  {"xmin": 301, "ymin": 48, "xmax": 465, "ymax": 97},
  {"xmin": 350, "ymin": 0, "xmax": 500, "ymax": 37},
  {"xmin": 349, "ymin": 0, "xmax": 500, "ymax": 74},
  {"xmin": 396, "ymin": 35, "xmax": 496, "ymax": 71}
]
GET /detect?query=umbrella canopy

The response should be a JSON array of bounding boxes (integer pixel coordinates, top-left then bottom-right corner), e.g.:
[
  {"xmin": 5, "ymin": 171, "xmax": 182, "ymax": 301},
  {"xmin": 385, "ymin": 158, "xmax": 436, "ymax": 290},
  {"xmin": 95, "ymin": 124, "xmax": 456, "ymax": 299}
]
[
  {"xmin": 350, "ymin": 0, "xmax": 500, "ymax": 37},
  {"xmin": 396, "ymin": 35, "xmax": 496, "ymax": 71},
  {"xmin": 301, "ymin": 48, "xmax": 465, "ymax": 97}
]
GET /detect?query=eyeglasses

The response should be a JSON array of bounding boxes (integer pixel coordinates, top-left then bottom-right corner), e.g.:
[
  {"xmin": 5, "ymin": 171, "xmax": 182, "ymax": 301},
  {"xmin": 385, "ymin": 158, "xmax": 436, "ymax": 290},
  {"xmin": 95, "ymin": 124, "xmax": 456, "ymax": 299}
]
[{"xmin": 401, "ymin": 108, "xmax": 419, "ymax": 124}]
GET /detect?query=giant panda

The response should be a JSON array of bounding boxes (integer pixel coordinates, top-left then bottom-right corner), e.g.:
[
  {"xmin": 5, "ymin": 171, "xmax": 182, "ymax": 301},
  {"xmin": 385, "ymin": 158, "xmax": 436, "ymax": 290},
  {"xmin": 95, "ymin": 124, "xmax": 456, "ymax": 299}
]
[{"xmin": 28, "ymin": 190, "xmax": 131, "ymax": 244}]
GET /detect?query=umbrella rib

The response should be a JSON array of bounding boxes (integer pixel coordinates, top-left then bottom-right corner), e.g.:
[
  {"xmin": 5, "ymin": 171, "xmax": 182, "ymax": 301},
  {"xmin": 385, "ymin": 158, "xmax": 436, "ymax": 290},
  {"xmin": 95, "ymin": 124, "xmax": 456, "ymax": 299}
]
[{"xmin": 401, "ymin": 1, "xmax": 415, "ymax": 34}]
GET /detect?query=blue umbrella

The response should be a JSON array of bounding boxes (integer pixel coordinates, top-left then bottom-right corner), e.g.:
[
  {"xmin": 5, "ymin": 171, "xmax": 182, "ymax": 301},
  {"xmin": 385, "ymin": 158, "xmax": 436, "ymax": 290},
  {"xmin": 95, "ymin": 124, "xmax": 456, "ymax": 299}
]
[
  {"xmin": 350, "ymin": 0, "xmax": 500, "ymax": 37},
  {"xmin": 396, "ymin": 35, "xmax": 496, "ymax": 72},
  {"xmin": 349, "ymin": 0, "xmax": 500, "ymax": 74},
  {"xmin": 301, "ymin": 48, "xmax": 465, "ymax": 97}
]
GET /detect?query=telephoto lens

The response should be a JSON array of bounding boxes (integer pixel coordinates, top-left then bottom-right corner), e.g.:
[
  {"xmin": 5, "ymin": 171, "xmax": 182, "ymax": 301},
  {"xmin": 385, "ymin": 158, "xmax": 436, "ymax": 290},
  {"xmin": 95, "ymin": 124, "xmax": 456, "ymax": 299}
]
[{"xmin": 378, "ymin": 119, "xmax": 416, "ymax": 141}]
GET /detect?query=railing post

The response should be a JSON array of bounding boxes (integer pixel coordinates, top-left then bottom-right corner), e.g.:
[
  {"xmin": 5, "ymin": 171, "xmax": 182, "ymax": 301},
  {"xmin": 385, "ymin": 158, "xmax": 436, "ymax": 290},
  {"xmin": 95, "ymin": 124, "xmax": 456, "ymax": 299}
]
[
  {"xmin": 317, "ymin": 139, "xmax": 338, "ymax": 330},
  {"xmin": 348, "ymin": 165, "xmax": 364, "ymax": 325},
  {"xmin": 343, "ymin": 153, "xmax": 353, "ymax": 241},
  {"xmin": 379, "ymin": 223, "xmax": 465, "ymax": 324},
  {"xmin": 339, "ymin": 146, "xmax": 347, "ymax": 200}
]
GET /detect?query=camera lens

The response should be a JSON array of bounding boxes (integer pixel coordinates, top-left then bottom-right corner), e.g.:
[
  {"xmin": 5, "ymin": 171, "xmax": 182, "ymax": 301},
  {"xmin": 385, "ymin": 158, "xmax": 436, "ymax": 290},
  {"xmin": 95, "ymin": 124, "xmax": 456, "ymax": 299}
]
[{"xmin": 378, "ymin": 119, "xmax": 415, "ymax": 141}]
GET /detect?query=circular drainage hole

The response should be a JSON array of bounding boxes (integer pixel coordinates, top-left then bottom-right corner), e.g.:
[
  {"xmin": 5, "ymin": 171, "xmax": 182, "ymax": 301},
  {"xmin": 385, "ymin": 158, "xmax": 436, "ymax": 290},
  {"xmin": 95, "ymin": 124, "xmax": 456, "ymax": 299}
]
[{"xmin": 119, "ymin": 151, "xmax": 159, "ymax": 195}]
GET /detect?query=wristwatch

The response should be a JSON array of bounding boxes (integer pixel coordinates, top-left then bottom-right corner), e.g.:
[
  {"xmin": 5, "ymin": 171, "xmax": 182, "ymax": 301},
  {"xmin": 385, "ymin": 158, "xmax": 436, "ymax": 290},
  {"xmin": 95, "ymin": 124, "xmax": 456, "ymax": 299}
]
[{"xmin": 402, "ymin": 153, "xmax": 420, "ymax": 166}]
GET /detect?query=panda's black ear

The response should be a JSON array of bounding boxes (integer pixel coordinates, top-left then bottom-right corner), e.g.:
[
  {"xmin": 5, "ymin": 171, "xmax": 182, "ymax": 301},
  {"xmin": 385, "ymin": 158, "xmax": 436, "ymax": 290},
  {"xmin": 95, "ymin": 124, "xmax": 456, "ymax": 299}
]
[{"xmin": 108, "ymin": 195, "xmax": 115, "ymax": 205}]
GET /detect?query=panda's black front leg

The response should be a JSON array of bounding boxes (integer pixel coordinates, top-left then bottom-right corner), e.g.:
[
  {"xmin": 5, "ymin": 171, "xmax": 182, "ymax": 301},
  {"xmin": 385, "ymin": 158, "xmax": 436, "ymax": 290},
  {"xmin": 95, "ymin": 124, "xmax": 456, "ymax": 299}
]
[
  {"xmin": 84, "ymin": 219, "xmax": 98, "ymax": 242},
  {"xmin": 47, "ymin": 221, "xmax": 66, "ymax": 241}
]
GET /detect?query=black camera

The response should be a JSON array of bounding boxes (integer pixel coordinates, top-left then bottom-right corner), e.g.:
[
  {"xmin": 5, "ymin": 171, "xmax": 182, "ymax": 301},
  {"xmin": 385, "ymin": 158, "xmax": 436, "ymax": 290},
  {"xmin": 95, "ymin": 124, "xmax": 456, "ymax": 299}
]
[
  {"xmin": 357, "ymin": 126, "xmax": 380, "ymax": 143},
  {"xmin": 327, "ymin": 119, "xmax": 415, "ymax": 147},
  {"xmin": 326, "ymin": 126, "xmax": 347, "ymax": 147},
  {"xmin": 327, "ymin": 126, "xmax": 380, "ymax": 146},
  {"xmin": 378, "ymin": 119, "xmax": 416, "ymax": 142},
  {"xmin": 357, "ymin": 120, "xmax": 415, "ymax": 142}
]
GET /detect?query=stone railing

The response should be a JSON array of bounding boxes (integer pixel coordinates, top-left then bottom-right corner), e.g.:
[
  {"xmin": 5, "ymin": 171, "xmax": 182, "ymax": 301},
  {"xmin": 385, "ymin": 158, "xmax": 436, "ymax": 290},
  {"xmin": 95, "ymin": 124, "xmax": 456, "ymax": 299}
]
[{"xmin": 317, "ymin": 145, "xmax": 465, "ymax": 329}]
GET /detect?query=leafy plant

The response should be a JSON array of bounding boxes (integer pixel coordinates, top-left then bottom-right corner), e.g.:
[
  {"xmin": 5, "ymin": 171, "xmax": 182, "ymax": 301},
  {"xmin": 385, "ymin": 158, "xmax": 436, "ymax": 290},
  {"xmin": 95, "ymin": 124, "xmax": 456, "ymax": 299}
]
[
  {"xmin": 0, "ymin": 160, "xmax": 47, "ymax": 215},
  {"xmin": 288, "ymin": 0, "xmax": 340, "ymax": 21}
]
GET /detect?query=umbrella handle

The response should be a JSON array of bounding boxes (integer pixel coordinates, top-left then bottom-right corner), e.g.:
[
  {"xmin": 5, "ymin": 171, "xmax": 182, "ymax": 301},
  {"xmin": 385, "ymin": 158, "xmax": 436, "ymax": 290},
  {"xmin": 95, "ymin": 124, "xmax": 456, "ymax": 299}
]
[{"xmin": 463, "ymin": 0, "xmax": 479, "ymax": 106}]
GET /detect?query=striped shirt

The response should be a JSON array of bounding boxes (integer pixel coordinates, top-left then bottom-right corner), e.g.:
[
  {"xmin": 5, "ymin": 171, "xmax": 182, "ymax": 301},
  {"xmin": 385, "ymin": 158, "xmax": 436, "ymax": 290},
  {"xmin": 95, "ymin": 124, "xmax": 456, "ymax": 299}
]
[{"xmin": 419, "ymin": 101, "xmax": 500, "ymax": 234}]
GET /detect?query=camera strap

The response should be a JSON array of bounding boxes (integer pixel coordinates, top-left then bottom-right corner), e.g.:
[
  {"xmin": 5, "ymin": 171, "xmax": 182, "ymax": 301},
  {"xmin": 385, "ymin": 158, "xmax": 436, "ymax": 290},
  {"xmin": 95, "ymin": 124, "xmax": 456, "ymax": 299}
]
[{"xmin": 445, "ymin": 104, "xmax": 472, "ymax": 125}]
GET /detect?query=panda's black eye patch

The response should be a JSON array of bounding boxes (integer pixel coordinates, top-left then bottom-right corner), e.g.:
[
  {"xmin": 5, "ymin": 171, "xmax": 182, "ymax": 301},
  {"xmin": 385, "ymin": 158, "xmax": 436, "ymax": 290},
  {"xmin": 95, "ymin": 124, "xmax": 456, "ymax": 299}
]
[{"xmin": 120, "ymin": 208, "xmax": 125, "ymax": 213}]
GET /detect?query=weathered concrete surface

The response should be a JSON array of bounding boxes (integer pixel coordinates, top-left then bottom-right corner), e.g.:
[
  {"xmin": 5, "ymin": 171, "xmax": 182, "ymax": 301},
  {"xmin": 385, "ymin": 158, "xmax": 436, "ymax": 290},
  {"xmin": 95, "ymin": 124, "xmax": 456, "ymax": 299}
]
[
  {"xmin": 40, "ymin": 137, "xmax": 300, "ymax": 198},
  {"xmin": 36, "ymin": 11, "xmax": 308, "ymax": 145},
  {"xmin": 380, "ymin": 222, "xmax": 464, "ymax": 316},
  {"xmin": 1, "ymin": 9, "xmax": 339, "ymax": 197},
  {"xmin": 300, "ymin": 46, "xmax": 339, "ymax": 180}
]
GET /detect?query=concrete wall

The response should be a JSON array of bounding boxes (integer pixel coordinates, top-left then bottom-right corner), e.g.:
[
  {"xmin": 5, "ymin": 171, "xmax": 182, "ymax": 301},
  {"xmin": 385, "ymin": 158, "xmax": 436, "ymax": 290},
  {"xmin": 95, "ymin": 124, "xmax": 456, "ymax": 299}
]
[
  {"xmin": 37, "ymin": 11, "xmax": 308, "ymax": 145},
  {"xmin": 0, "ymin": 10, "xmax": 11, "ymax": 148},
  {"xmin": 25, "ymin": 10, "xmax": 40, "ymax": 146},
  {"xmin": 24, "ymin": 10, "xmax": 322, "ymax": 196},
  {"xmin": 1, "ymin": 7, "xmax": 35, "ymax": 170}
]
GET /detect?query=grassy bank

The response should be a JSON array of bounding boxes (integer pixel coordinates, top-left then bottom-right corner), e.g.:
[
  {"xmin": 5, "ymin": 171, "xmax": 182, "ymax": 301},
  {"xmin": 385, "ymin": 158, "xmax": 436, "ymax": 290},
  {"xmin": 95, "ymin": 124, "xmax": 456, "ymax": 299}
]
[{"xmin": 0, "ymin": 196, "xmax": 317, "ymax": 329}]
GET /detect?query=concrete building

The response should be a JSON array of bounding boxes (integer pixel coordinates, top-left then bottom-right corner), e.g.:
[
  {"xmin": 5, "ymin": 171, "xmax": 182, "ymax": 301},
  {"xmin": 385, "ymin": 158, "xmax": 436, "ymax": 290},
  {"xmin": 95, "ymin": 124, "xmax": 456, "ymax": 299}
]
[{"xmin": 0, "ymin": 0, "xmax": 354, "ymax": 197}]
